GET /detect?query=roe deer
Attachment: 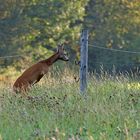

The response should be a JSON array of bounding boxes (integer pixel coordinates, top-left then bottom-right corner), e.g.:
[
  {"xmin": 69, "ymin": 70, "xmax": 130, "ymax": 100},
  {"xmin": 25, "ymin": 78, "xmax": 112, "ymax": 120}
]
[{"xmin": 13, "ymin": 44, "xmax": 69, "ymax": 96}]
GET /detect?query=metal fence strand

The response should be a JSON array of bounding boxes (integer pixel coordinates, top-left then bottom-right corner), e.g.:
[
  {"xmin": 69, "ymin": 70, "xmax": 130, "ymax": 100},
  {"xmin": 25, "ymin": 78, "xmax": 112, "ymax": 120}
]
[
  {"xmin": 88, "ymin": 43, "xmax": 140, "ymax": 54},
  {"xmin": 0, "ymin": 55, "xmax": 23, "ymax": 59}
]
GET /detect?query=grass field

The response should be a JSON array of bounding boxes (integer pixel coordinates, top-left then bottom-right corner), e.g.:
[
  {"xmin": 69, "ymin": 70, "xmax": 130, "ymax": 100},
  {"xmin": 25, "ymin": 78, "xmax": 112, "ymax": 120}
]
[{"xmin": 0, "ymin": 70, "xmax": 140, "ymax": 140}]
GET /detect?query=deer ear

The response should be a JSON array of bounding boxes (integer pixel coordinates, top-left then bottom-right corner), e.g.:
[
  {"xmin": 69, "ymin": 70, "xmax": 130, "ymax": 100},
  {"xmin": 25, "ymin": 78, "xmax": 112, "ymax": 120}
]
[
  {"xmin": 60, "ymin": 43, "xmax": 64, "ymax": 47},
  {"xmin": 58, "ymin": 43, "xmax": 64, "ymax": 50},
  {"xmin": 57, "ymin": 47, "xmax": 59, "ymax": 52},
  {"xmin": 57, "ymin": 44, "xmax": 61, "ymax": 52}
]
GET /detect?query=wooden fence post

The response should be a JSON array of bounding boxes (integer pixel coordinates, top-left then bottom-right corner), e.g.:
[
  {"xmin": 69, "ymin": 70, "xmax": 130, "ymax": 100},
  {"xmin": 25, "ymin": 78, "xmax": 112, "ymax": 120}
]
[{"xmin": 80, "ymin": 29, "xmax": 88, "ymax": 94}]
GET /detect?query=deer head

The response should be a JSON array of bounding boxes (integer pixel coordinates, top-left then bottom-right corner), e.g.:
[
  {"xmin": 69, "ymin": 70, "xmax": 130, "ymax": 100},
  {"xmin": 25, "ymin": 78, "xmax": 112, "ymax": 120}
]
[{"xmin": 57, "ymin": 44, "xmax": 69, "ymax": 61}]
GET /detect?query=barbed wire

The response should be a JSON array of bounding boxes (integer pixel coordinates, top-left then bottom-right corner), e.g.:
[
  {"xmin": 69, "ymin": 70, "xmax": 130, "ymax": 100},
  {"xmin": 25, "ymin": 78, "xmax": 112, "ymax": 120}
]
[
  {"xmin": 0, "ymin": 44, "xmax": 140, "ymax": 60},
  {"xmin": 0, "ymin": 3, "xmax": 69, "ymax": 9},
  {"xmin": 88, "ymin": 43, "xmax": 140, "ymax": 54},
  {"xmin": 0, "ymin": 54, "xmax": 23, "ymax": 59},
  {"xmin": 92, "ymin": 61, "xmax": 140, "ymax": 66}
]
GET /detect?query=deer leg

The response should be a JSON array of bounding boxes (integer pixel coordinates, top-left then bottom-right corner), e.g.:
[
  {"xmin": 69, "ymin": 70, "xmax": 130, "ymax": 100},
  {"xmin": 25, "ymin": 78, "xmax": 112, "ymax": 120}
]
[{"xmin": 36, "ymin": 74, "xmax": 44, "ymax": 82}]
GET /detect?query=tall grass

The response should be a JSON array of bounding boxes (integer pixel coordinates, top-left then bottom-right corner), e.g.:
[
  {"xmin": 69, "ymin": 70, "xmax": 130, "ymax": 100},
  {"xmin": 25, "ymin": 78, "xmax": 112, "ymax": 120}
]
[{"xmin": 0, "ymin": 69, "xmax": 140, "ymax": 140}]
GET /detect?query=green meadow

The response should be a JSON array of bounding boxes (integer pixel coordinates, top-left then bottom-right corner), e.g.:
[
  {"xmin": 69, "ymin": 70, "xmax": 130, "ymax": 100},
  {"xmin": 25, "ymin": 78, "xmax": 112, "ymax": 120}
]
[{"xmin": 0, "ymin": 70, "xmax": 140, "ymax": 140}]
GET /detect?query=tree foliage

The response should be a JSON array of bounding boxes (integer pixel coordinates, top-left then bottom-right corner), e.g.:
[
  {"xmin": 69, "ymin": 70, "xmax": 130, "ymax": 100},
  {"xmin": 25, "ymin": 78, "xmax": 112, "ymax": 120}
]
[
  {"xmin": 0, "ymin": 0, "xmax": 88, "ymax": 68},
  {"xmin": 0, "ymin": 0, "xmax": 140, "ymax": 73},
  {"xmin": 84, "ymin": 0, "xmax": 140, "ymax": 72}
]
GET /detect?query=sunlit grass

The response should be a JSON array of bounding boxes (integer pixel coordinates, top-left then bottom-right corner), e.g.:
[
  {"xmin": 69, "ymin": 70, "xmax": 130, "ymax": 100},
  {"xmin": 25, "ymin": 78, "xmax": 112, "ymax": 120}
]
[
  {"xmin": 127, "ymin": 82, "xmax": 140, "ymax": 90},
  {"xmin": 0, "ymin": 69, "xmax": 140, "ymax": 140}
]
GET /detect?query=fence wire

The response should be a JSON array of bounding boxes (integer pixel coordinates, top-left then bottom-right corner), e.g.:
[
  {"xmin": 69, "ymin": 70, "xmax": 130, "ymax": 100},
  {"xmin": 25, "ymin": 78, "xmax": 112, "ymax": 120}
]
[
  {"xmin": 88, "ymin": 43, "xmax": 140, "ymax": 54},
  {"xmin": 0, "ymin": 55, "xmax": 23, "ymax": 59}
]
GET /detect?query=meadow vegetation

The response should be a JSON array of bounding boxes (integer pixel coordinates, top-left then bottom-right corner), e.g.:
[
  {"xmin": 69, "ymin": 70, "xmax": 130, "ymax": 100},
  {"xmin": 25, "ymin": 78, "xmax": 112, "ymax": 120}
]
[{"xmin": 0, "ymin": 69, "xmax": 140, "ymax": 140}]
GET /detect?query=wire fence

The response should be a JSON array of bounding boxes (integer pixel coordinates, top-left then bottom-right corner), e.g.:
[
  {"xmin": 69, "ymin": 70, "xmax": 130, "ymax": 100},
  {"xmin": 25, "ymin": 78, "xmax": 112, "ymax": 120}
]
[
  {"xmin": 0, "ymin": 31, "xmax": 140, "ymax": 73},
  {"xmin": 88, "ymin": 43, "xmax": 140, "ymax": 54},
  {"xmin": 87, "ymin": 43, "xmax": 140, "ymax": 68},
  {"xmin": 0, "ymin": 42, "xmax": 140, "ymax": 60},
  {"xmin": 0, "ymin": 54, "xmax": 23, "ymax": 59}
]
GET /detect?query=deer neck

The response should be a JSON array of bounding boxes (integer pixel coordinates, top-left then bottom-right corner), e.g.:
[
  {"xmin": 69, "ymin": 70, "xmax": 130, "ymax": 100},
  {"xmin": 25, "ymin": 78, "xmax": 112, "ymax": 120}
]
[{"xmin": 43, "ymin": 52, "xmax": 60, "ymax": 65}]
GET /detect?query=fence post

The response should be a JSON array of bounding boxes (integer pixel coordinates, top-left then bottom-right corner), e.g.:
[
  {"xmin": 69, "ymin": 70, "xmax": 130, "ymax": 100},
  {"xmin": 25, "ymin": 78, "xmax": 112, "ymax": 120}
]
[{"xmin": 80, "ymin": 29, "xmax": 88, "ymax": 94}]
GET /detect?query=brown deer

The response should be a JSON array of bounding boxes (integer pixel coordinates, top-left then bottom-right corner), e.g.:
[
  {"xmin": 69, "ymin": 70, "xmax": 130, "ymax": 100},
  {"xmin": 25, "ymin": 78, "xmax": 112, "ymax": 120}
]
[{"xmin": 13, "ymin": 44, "xmax": 69, "ymax": 97}]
